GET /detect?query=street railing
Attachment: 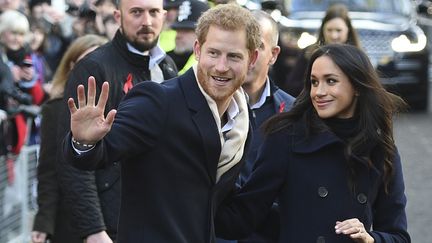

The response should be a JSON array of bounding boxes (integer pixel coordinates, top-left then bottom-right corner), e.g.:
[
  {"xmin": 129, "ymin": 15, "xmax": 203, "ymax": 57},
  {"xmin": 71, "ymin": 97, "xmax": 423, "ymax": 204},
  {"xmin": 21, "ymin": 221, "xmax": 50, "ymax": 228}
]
[{"xmin": 0, "ymin": 145, "xmax": 39, "ymax": 243}]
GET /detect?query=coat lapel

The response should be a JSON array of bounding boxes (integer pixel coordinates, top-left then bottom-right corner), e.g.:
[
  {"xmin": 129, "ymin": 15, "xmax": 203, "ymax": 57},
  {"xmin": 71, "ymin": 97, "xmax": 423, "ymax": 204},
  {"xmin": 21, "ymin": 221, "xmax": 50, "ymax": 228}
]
[{"xmin": 179, "ymin": 69, "xmax": 221, "ymax": 183}]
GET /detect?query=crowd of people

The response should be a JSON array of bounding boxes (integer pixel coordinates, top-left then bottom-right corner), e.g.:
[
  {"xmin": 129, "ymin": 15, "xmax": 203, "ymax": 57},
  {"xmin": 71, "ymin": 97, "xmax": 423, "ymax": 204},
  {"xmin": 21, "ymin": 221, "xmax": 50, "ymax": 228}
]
[{"xmin": 0, "ymin": 0, "xmax": 411, "ymax": 243}]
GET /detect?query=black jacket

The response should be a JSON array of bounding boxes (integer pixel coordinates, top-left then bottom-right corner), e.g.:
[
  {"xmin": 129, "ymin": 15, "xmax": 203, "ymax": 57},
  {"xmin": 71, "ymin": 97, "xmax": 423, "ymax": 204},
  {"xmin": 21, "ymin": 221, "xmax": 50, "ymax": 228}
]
[
  {"xmin": 239, "ymin": 80, "xmax": 295, "ymax": 185},
  {"xmin": 57, "ymin": 30, "xmax": 178, "ymax": 239},
  {"xmin": 33, "ymin": 98, "xmax": 82, "ymax": 243},
  {"xmin": 235, "ymin": 81, "xmax": 295, "ymax": 243},
  {"xmin": 63, "ymin": 69, "xmax": 251, "ymax": 243}
]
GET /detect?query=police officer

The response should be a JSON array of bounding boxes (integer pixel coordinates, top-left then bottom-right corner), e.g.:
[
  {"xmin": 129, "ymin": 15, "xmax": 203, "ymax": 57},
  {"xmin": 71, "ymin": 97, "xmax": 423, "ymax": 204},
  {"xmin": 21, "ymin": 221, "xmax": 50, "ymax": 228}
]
[{"xmin": 167, "ymin": 0, "xmax": 209, "ymax": 75}]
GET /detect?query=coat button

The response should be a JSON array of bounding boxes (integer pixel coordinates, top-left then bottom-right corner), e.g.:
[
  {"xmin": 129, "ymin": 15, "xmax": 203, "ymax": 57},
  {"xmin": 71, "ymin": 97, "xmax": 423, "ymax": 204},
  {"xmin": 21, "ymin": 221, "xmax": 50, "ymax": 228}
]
[
  {"xmin": 318, "ymin": 186, "xmax": 328, "ymax": 198},
  {"xmin": 317, "ymin": 236, "xmax": 325, "ymax": 243},
  {"xmin": 104, "ymin": 182, "xmax": 109, "ymax": 188},
  {"xmin": 357, "ymin": 193, "xmax": 367, "ymax": 204}
]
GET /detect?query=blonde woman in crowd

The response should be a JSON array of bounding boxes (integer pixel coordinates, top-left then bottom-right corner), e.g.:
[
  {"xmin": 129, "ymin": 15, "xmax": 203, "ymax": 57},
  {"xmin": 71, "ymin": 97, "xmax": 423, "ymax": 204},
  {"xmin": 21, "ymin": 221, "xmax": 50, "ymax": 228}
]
[{"xmin": 31, "ymin": 34, "xmax": 108, "ymax": 243}]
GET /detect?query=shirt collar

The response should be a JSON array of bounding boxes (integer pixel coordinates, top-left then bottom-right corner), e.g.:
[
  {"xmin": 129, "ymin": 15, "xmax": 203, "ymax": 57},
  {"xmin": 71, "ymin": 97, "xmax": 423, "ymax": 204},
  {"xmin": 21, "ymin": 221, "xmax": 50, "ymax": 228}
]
[
  {"xmin": 126, "ymin": 43, "xmax": 166, "ymax": 69},
  {"xmin": 250, "ymin": 77, "xmax": 271, "ymax": 109},
  {"xmin": 221, "ymin": 97, "xmax": 239, "ymax": 133}
]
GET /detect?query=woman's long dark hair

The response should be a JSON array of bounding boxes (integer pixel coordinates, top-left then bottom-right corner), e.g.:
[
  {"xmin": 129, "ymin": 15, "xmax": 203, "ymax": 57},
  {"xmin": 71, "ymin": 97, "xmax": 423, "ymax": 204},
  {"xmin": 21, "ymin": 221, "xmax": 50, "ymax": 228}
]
[{"xmin": 264, "ymin": 44, "xmax": 406, "ymax": 192}]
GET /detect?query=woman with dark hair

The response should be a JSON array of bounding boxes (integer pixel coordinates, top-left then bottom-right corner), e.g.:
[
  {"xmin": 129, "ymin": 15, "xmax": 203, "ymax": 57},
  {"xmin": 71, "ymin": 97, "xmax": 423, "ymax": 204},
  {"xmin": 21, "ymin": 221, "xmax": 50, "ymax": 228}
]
[
  {"xmin": 216, "ymin": 44, "xmax": 410, "ymax": 243},
  {"xmin": 29, "ymin": 20, "xmax": 53, "ymax": 86},
  {"xmin": 283, "ymin": 3, "xmax": 361, "ymax": 97}
]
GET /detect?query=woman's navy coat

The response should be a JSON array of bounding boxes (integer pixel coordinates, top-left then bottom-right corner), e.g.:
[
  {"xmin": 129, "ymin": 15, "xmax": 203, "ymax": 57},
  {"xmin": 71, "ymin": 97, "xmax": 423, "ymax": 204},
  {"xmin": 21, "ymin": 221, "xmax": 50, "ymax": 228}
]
[{"xmin": 216, "ymin": 122, "xmax": 410, "ymax": 243}]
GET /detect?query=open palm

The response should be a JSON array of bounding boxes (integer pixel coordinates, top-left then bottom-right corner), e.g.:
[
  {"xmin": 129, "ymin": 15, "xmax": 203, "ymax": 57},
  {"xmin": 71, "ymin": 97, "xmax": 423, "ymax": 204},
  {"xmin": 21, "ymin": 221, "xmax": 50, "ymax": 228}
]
[{"xmin": 68, "ymin": 76, "xmax": 116, "ymax": 145}]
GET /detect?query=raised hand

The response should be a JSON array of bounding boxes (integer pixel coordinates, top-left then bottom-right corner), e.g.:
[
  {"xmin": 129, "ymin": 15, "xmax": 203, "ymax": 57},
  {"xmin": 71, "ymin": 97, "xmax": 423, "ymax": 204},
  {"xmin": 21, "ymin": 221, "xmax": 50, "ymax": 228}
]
[{"xmin": 68, "ymin": 76, "xmax": 116, "ymax": 145}]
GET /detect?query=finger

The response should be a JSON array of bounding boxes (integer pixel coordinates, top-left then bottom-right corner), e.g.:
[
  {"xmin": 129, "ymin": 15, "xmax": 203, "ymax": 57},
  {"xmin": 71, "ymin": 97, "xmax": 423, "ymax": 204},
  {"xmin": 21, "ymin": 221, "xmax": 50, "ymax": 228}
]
[
  {"xmin": 349, "ymin": 227, "xmax": 364, "ymax": 239},
  {"xmin": 335, "ymin": 220, "xmax": 351, "ymax": 233},
  {"xmin": 335, "ymin": 218, "xmax": 360, "ymax": 229},
  {"xmin": 97, "ymin": 81, "xmax": 110, "ymax": 110},
  {"xmin": 104, "ymin": 109, "xmax": 117, "ymax": 127},
  {"xmin": 31, "ymin": 233, "xmax": 43, "ymax": 243},
  {"xmin": 347, "ymin": 226, "xmax": 364, "ymax": 236},
  {"xmin": 31, "ymin": 234, "xmax": 37, "ymax": 242},
  {"xmin": 77, "ymin": 84, "xmax": 86, "ymax": 108},
  {"xmin": 335, "ymin": 220, "xmax": 361, "ymax": 234},
  {"xmin": 87, "ymin": 76, "xmax": 96, "ymax": 107},
  {"xmin": 68, "ymin": 98, "xmax": 78, "ymax": 114}
]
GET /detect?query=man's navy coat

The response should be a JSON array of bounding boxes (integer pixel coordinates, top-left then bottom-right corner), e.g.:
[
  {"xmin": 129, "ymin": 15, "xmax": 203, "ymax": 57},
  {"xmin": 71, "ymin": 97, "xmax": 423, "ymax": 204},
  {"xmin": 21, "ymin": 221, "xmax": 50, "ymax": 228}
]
[{"xmin": 63, "ymin": 69, "xmax": 250, "ymax": 243}]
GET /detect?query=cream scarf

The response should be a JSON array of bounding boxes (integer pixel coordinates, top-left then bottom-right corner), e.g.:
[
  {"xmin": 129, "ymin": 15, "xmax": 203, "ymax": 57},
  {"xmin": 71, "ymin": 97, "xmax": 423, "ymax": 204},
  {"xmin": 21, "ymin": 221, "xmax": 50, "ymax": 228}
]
[{"xmin": 193, "ymin": 65, "xmax": 249, "ymax": 182}]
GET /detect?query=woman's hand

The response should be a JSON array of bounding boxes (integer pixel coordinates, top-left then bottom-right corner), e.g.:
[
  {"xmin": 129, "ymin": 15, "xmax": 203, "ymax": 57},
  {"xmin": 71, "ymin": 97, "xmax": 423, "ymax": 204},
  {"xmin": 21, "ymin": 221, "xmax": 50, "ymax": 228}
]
[
  {"xmin": 84, "ymin": 231, "xmax": 113, "ymax": 243},
  {"xmin": 31, "ymin": 231, "xmax": 47, "ymax": 243},
  {"xmin": 19, "ymin": 65, "xmax": 34, "ymax": 81},
  {"xmin": 335, "ymin": 218, "xmax": 374, "ymax": 243}
]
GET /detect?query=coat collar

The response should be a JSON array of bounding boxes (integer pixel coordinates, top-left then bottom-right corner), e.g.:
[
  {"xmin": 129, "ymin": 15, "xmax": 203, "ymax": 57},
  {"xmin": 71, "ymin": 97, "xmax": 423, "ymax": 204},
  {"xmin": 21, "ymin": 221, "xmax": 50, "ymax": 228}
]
[
  {"xmin": 112, "ymin": 30, "xmax": 150, "ymax": 69},
  {"xmin": 292, "ymin": 126, "xmax": 341, "ymax": 154},
  {"xmin": 291, "ymin": 121, "xmax": 378, "ymax": 170},
  {"xmin": 179, "ymin": 69, "xmax": 221, "ymax": 183}
]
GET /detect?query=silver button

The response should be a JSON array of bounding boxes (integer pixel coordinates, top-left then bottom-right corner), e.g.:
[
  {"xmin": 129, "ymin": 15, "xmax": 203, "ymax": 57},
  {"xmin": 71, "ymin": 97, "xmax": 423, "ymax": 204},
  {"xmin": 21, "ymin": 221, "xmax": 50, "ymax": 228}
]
[
  {"xmin": 317, "ymin": 236, "xmax": 325, "ymax": 243},
  {"xmin": 357, "ymin": 193, "xmax": 367, "ymax": 204},
  {"xmin": 318, "ymin": 186, "xmax": 328, "ymax": 198}
]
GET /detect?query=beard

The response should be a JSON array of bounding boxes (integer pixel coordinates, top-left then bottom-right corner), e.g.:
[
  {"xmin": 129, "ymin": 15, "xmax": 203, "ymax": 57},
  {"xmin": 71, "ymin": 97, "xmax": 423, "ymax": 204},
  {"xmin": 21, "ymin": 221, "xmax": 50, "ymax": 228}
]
[
  {"xmin": 197, "ymin": 65, "xmax": 243, "ymax": 103},
  {"xmin": 121, "ymin": 26, "xmax": 159, "ymax": 52},
  {"xmin": 129, "ymin": 38, "xmax": 158, "ymax": 52}
]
